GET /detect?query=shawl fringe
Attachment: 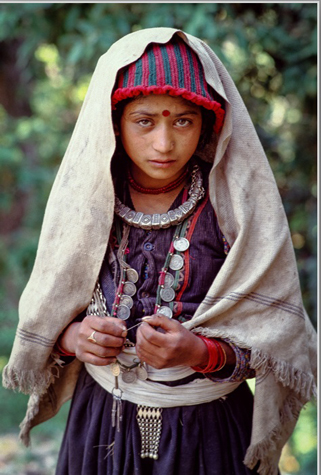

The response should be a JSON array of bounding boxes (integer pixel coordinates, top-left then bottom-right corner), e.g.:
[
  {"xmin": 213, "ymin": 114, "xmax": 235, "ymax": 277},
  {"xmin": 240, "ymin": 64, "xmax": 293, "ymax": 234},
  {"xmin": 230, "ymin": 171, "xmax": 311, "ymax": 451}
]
[
  {"xmin": 19, "ymin": 393, "xmax": 41, "ymax": 447},
  {"xmin": 244, "ymin": 393, "xmax": 303, "ymax": 475},
  {"xmin": 250, "ymin": 348, "xmax": 317, "ymax": 402},
  {"xmin": 2, "ymin": 359, "xmax": 59, "ymax": 396},
  {"xmin": 192, "ymin": 327, "xmax": 317, "ymax": 402},
  {"xmin": 192, "ymin": 327, "xmax": 316, "ymax": 401}
]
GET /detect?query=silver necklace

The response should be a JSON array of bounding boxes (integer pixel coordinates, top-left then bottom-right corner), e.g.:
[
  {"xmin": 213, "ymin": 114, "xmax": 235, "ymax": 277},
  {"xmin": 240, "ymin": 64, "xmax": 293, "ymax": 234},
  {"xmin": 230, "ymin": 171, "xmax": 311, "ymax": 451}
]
[{"xmin": 114, "ymin": 164, "xmax": 204, "ymax": 230}]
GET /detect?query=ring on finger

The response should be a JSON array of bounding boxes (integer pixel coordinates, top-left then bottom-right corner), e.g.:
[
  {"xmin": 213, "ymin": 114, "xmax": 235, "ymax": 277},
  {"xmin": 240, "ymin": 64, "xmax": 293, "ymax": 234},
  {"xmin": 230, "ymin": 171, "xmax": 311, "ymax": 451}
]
[{"xmin": 87, "ymin": 330, "xmax": 97, "ymax": 344}]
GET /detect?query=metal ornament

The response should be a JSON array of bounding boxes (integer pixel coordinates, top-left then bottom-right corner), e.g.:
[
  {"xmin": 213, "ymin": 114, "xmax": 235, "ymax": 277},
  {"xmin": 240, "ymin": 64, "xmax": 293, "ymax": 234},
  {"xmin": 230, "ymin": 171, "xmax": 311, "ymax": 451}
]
[
  {"xmin": 86, "ymin": 281, "xmax": 110, "ymax": 318},
  {"xmin": 87, "ymin": 330, "xmax": 97, "ymax": 343},
  {"xmin": 120, "ymin": 294, "xmax": 134, "ymax": 309},
  {"xmin": 115, "ymin": 164, "xmax": 204, "ymax": 230},
  {"xmin": 137, "ymin": 406, "xmax": 163, "ymax": 459},
  {"xmin": 126, "ymin": 268, "xmax": 139, "ymax": 283},
  {"xmin": 160, "ymin": 287, "xmax": 176, "ymax": 302},
  {"xmin": 163, "ymin": 272, "xmax": 174, "ymax": 288},
  {"xmin": 136, "ymin": 364, "xmax": 148, "ymax": 381},
  {"xmin": 117, "ymin": 304, "xmax": 131, "ymax": 320},
  {"xmin": 110, "ymin": 362, "xmax": 121, "ymax": 377},
  {"xmin": 158, "ymin": 306, "xmax": 173, "ymax": 318},
  {"xmin": 169, "ymin": 254, "xmax": 184, "ymax": 271},
  {"xmin": 122, "ymin": 370, "xmax": 137, "ymax": 383},
  {"xmin": 123, "ymin": 281, "xmax": 137, "ymax": 296},
  {"xmin": 174, "ymin": 237, "xmax": 190, "ymax": 252}
]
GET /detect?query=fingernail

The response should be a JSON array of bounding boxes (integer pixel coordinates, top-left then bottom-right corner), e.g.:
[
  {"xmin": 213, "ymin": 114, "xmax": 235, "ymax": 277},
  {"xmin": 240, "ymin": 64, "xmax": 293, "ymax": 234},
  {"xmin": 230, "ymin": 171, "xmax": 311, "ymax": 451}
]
[{"xmin": 142, "ymin": 316, "xmax": 152, "ymax": 321}]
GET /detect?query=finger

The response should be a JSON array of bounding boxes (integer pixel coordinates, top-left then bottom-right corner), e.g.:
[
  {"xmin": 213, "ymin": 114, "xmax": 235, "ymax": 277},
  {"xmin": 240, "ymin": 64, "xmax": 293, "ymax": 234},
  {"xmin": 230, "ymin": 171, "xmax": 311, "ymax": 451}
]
[
  {"xmin": 138, "ymin": 317, "xmax": 180, "ymax": 347},
  {"xmin": 83, "ymin": 315, "xmax": 127, "ymax": 338},
  {"xmin": 135, "ymin": 337, "xmax": 162, "ymax": 365},
  {"xmin": 136, "ymin": 338, "xmax": 171, "ymax": 369},
  {"xmin": 142, "ymin": 314, "xmax": 180, "ymax": 332},
  {"xmin": 87, "ymin": 344, "xmax": 124, "ymax": 359},
  {"xmin": 137, "ymin": 322, "xmax": 166, "ymax": 348},
  {"xmin": 87, "ymin": 331, "xmax": 125, "ymax": 349}
]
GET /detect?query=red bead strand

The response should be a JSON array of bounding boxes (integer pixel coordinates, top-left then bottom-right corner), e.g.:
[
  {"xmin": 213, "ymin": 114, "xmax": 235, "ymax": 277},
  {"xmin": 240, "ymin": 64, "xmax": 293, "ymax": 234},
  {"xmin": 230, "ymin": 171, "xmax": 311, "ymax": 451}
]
[{"xmin": 127, "ymin": 168, "xmax": 189, "ymax": 194}]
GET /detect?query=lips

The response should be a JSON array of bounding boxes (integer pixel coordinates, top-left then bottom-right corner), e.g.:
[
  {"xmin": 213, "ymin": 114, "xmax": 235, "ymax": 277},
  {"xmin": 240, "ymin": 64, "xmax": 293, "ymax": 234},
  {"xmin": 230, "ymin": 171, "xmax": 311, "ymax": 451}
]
[{"xmin": 149, "ymin": 159, "xmax": 175, "ymax": 168}]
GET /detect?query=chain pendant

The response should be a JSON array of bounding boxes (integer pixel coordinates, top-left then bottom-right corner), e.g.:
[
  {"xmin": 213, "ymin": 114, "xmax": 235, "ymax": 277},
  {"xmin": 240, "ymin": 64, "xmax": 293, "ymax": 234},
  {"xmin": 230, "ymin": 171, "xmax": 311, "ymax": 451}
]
[
  {"xmin": 111, "ymin": 375, "xmax": 123, "ymax": 432},
  {"xmin": 136, "ymin": 406, "xmax": 163, "ymax": 460}
]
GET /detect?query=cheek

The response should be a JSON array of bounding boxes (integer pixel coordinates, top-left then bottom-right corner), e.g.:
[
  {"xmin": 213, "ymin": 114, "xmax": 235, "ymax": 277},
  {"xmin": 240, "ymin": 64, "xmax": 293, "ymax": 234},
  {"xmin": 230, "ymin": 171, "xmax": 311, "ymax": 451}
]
[
  {"xmin": 185, "ymin": 129, "xmax": 202, "ymax": 150},
  {"xmin": 121, "ymin": 131, "xmax": 148, "ymax": 159}
]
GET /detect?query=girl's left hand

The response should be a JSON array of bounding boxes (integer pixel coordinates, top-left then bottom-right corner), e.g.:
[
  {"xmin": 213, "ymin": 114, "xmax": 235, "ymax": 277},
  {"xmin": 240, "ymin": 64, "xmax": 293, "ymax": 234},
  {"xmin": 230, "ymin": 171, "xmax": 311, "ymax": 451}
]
[{"xmin": 135, "ymin": 314, "xmax": 208, "ymax": 369}]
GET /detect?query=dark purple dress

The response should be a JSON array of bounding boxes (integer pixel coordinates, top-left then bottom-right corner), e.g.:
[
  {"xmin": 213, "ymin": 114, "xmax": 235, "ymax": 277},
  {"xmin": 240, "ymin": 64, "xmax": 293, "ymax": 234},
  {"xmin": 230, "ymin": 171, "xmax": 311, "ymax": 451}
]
[{"xmin": 56, "ymin": 163, "xmax": 259, "ymax": 475}]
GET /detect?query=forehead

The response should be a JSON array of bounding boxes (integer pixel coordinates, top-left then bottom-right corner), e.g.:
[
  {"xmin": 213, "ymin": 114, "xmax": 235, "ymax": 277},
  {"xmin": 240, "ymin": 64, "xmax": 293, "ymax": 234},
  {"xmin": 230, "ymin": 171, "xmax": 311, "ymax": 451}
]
[{"xmin": 123, "ymin": 94, "xmax": 201, "ymax": 113}]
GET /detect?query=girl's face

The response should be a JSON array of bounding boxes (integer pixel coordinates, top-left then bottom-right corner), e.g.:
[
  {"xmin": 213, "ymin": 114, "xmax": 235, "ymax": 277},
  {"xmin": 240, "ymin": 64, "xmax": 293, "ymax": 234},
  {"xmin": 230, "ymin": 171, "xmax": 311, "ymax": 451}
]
[{"xmin": 118, "ymin": 94, "xmax": 203, "ymax": 188}]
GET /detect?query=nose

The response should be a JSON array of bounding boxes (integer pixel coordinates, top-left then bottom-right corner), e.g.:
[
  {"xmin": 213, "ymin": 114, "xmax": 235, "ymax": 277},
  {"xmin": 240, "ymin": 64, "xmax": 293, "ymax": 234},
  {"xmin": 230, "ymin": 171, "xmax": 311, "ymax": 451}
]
[{"xmin": 152, "ymin": 124, "xmax": 174, "ymax": 154}]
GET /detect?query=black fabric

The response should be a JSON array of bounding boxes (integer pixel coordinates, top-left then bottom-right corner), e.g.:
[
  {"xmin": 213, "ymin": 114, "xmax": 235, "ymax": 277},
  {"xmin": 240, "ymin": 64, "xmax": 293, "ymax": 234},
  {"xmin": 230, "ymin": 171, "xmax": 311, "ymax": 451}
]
[{"xmin": 56, "ymin": 367, "xmax": 259, "ymax": 475}]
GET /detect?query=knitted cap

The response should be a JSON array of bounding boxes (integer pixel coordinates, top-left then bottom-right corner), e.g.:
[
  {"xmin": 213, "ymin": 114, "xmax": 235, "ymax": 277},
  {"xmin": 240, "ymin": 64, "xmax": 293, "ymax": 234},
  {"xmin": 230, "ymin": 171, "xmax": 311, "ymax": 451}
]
[{"xmin": 112, "ymin": 36, "xmax": 225, "ymax": 133}]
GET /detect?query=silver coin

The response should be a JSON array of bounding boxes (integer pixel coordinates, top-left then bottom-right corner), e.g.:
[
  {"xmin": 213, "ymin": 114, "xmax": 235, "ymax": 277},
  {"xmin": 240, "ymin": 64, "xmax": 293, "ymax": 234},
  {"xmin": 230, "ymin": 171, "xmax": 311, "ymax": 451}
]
[
  {"xmin": 158, "ymin": 306, "xmax": 173, "ymax": 318},
  {"xmin": 160, "ymin": 287, "xmax": 176, "ymax": 302},
  {"xmin": 120, "ymin": 294, "xmax": 134, "ymax": 309},
  {"xmin": 136, "ymin": 365, "xmax": 148, "ymax": 381},
  {"xmin": 126, "ymin": 268, "xmax": 139, "ymax": 283},
  {"xmin": 169, "ymin": 254, "xmax": 184, "ymax": 271},
  {"xmin": 123, "ymin": 281, "xmax": 136, "ymax": 296},
  {"xmin": 163, "ymin": 272, "xmax": 175, "ymax": 288},
  {"xmin": 117, "ymin": 304, "xmax": 131, "ymax": 320},
  {"xmin": 122, "ymin": 370, "xmax": 137, "ymax": 383},
  {"xmin": 174, "ymin": 237, "xmax": 190, "ymax": 252},
  {"xmin": 110, "ymin": 362, "xmax": 120, "ymax": 376}
]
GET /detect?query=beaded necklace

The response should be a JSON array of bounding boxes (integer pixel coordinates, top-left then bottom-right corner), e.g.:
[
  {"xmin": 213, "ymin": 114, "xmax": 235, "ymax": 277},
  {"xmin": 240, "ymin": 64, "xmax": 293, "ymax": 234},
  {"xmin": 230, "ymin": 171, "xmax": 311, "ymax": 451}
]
[{"xmin": 127, "ymin": 167, "xmax": 189, "ymax": 194}]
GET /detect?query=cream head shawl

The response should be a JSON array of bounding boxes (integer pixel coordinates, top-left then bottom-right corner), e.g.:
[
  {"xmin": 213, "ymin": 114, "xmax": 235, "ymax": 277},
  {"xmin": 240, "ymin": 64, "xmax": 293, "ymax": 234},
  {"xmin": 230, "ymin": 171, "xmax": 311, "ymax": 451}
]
[{"xmin": 3, "ymin": 28, "xmax": 317, "ymax": 475}]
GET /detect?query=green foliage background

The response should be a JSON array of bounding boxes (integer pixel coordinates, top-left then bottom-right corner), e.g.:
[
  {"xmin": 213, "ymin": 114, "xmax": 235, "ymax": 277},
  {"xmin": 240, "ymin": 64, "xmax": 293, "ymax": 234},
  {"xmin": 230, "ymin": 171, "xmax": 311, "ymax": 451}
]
[{"xmin": 0, "ymin": 3, "xmax": 317, "ymax": 475}]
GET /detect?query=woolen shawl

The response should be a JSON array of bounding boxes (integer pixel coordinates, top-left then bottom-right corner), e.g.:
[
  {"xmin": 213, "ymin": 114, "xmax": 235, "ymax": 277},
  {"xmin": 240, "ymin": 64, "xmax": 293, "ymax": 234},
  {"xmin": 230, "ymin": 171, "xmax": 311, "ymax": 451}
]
[{"xmin": 3, "ymin": 28, "xmax": 317, "ymax": 475}]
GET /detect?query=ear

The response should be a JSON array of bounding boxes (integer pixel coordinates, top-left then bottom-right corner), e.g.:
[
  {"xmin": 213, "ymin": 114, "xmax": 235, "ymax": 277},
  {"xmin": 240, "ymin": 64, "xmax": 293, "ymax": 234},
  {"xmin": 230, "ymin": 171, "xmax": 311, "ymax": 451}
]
[{"xmin": 114, "ymin": 123, "xmax": 120, "ymax": 136}]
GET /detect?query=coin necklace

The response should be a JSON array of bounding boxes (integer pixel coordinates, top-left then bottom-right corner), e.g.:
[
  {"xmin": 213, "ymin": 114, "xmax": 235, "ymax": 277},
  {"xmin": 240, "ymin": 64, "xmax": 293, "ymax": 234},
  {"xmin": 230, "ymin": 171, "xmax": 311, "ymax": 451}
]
[
  {"xmin": 155, "ymin": 216, "xmax": 190, "ymax": 318},
  {"xmin": 111, "ymin": 221, "xmax": 139, "ymax": 321},
  {"xmin": 113, "ymin": 207, "xmax": 191, "ymax": 322}
]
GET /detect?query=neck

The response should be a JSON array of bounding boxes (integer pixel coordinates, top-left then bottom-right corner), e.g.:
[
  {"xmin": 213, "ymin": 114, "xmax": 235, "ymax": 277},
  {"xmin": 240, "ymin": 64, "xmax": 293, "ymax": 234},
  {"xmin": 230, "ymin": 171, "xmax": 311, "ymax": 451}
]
[
  {"xmin": 129, "ymin": 181, "xmax": 187, "ymax": 215},
  {"xmin": 127, "ymin": 167, "xmax": 189, "ymax": 195}
]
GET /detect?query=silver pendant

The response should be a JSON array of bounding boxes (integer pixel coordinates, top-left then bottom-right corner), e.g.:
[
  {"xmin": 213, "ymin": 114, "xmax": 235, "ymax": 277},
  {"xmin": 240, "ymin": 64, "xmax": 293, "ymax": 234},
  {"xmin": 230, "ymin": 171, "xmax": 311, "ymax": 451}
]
[
  {"xmin": 174, "ymin": 237, "xmax": 190, "ymax": 252},
  {"xmin": 126, "ymin": 268, "xmax": 139, "ymax": 283},
  {"xmin": 140, "ymin": 214, "xmax": 152, "ymax": 230},
  {"xmin": 158, "ymin": 306, "xmax": 173, "ymax": 318},
  {"xmin": 117, "ymin": 304, "xmax": 131, "ymax": 320},
  {"xmin": 123, "ymin": 281, "xmax": 136, "ymax": 296},
  {"xmin": 120, "ymin": 294, "xmax": 134, "ymax": 309},
  {"xmin": 136, "ymin": 364, "xmax": 148, "ymax": 381},
  {"xmin": 160, "ymin": 287, "xmax": 175, "ymax": 302},
  {"xmin": 169, "ymin": 254, "xmax": 184, "ymax": 271},
  {"xmin": 163, "ymin": 272, "xmax": 174, "ymax": 288},
  {"xmin": 110, "ymin": 362, "xmax": 121, "ymax": 376},
  {"xmin": 122, "ymin": 370, "xmax": 137, "ymax": 383}
]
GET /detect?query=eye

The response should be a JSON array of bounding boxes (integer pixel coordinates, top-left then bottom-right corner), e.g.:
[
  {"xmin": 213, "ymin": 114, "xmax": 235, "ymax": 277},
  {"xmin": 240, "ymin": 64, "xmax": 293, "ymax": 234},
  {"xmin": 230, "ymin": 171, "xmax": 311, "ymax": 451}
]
[
  {"xmin": 175, "ymin": 118, "xmax": 192, "ymax": 127},
  {"xmin": 137, "ymin": 119, "xmax": 153, "ymax": 127}
]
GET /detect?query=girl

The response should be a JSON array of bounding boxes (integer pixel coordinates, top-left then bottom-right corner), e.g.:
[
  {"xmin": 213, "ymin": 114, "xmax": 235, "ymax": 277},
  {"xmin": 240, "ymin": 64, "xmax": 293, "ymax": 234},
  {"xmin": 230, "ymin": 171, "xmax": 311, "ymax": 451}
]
[{"xmin": 3, "ymin": 28, "xmax": 316, "ymax": 475}]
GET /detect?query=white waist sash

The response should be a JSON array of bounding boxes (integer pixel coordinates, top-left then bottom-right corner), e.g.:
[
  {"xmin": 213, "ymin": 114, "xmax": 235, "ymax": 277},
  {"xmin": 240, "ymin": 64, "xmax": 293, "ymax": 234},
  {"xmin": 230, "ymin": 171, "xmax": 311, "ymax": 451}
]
[{"xmin": 85, "ymin": 348, "xmax": 241, "ymax": 408}]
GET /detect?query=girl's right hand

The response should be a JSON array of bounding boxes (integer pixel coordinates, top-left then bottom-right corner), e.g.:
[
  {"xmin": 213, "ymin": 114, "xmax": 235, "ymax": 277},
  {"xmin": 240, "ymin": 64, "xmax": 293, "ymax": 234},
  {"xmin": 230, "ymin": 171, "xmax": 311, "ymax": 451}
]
[{"xmin": 58, "ymin": 315, "xmax": 127, "ymax": 366}]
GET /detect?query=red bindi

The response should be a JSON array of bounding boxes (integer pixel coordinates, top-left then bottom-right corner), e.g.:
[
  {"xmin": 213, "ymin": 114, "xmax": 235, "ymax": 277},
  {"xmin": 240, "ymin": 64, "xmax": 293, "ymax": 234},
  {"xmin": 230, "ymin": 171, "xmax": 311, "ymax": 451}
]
[{"xmin": 162, "ymin": 110, "xmax": 170, "ymax": 117}]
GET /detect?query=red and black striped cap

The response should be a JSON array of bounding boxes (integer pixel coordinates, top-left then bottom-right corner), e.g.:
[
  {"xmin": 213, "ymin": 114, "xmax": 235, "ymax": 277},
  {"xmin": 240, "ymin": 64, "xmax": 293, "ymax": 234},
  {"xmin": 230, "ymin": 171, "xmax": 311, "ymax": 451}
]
[{"xmin": 112, "ymin": 36, "xmax": 225, "ymax": 133}]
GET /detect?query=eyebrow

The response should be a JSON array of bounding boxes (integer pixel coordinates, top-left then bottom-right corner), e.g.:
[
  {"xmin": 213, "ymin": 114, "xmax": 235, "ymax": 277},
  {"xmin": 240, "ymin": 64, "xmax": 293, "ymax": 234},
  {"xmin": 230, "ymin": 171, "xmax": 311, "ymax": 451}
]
[{"xmin": 128, "ymin": 110, "xmax": 200, "ymax": 117}]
